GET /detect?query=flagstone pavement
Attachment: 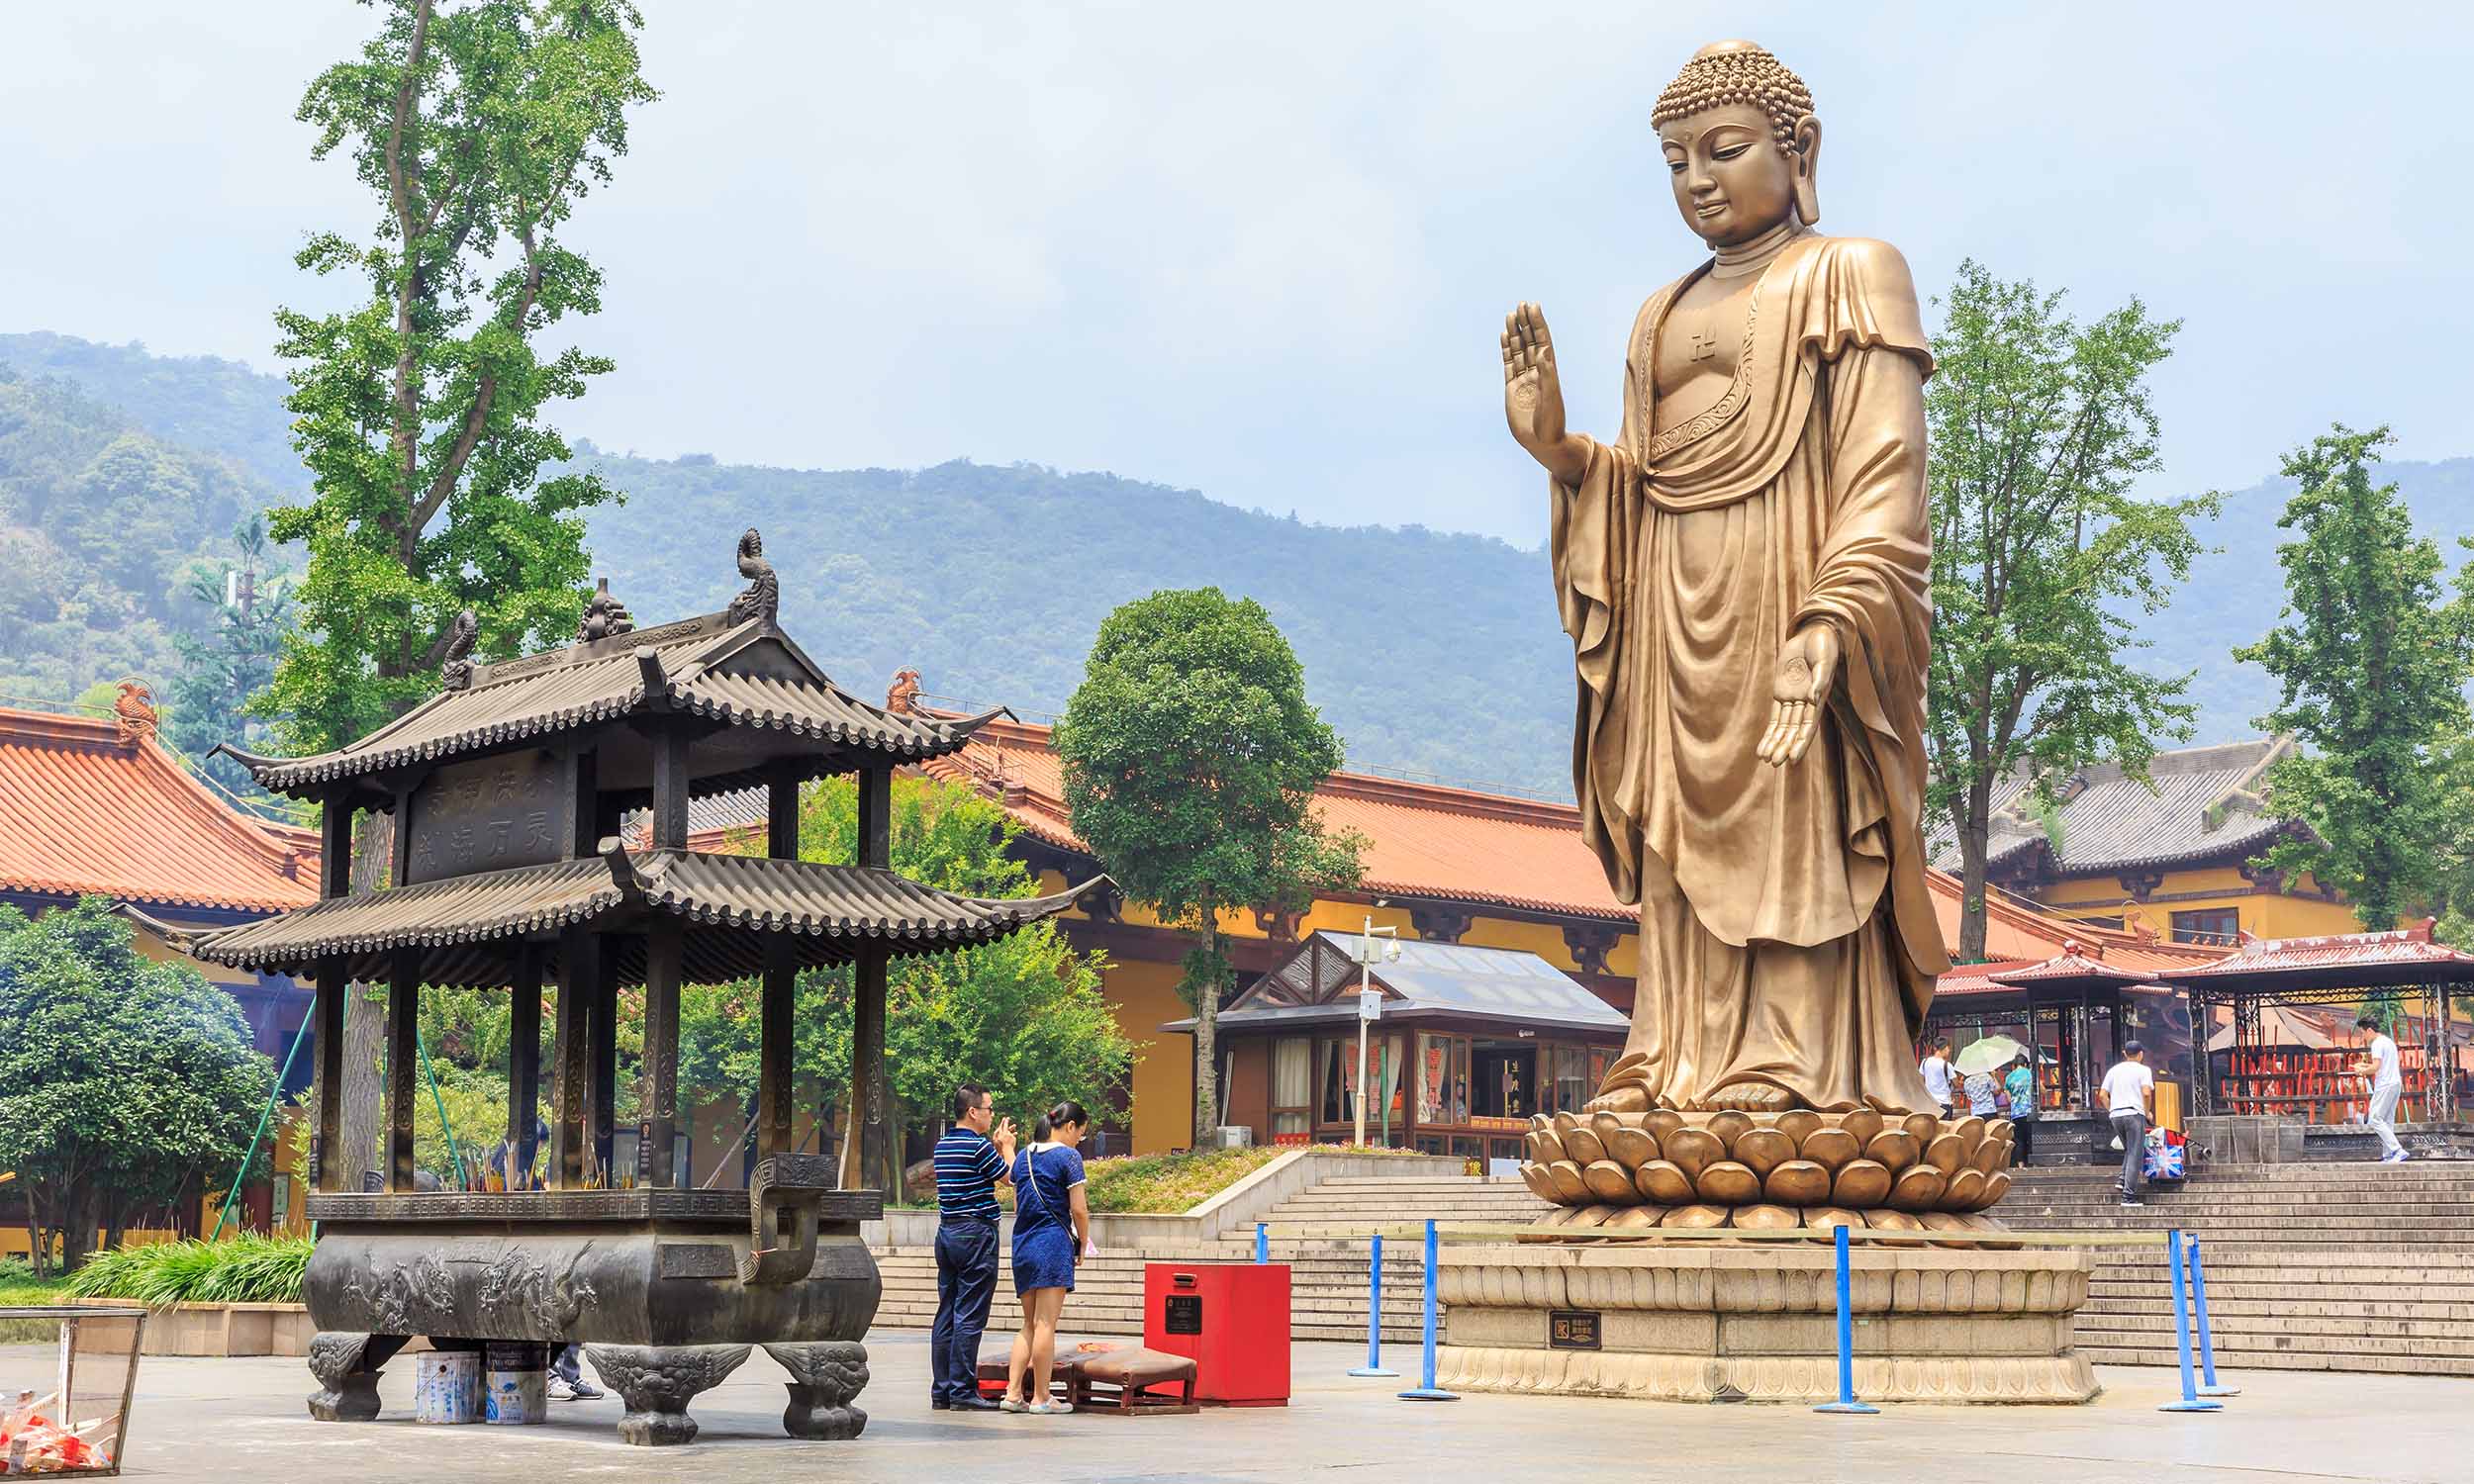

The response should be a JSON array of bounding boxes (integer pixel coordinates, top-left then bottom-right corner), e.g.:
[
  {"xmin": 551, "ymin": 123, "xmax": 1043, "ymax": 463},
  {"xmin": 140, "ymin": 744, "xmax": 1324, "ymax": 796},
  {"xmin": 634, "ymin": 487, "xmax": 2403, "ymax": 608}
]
[{"xmin": 15, "ymin": 1333, "xmax": 2466, "ymax": 1484}]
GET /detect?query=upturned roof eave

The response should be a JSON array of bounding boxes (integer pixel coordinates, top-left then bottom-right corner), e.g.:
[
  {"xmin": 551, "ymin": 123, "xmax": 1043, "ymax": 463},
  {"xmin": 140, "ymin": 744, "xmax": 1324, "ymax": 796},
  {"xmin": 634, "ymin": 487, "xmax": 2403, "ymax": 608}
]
[
  {"xmin": 222, "ymin": 615, "xmax": 990, "ymax": 800},
  {"xmin": 175, "ymin": 850, "xmax": 1103, "ymax": 976}
]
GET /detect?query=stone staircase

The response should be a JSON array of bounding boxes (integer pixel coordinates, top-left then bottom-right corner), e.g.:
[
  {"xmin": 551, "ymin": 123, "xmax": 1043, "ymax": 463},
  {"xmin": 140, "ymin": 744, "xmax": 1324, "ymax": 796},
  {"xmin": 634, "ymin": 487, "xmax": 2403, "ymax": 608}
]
[
  {"xmin": 873, "ymin": 1162, "xmax": 2474, "ymax": 1375},
  {"xmin": 870, "ymin": 1174, "xmax": 1547, "ymax": 1345},
  {"xmin": 2006, "ymin": 1163, "xmax": 2474, "ymax": 1375}
]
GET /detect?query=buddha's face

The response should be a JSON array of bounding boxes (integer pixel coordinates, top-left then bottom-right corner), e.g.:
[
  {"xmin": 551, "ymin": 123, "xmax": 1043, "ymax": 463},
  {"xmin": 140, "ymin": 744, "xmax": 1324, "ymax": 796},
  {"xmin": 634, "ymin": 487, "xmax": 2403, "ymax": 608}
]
[{"xmin": 1659, "ymin": 102, "xmax": 1809, "ymax": 247}]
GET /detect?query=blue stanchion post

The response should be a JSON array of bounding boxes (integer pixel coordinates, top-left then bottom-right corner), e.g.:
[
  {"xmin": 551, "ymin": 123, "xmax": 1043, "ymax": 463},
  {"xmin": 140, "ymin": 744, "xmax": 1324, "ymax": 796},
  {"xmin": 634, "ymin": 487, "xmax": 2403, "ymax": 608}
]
[
  {"xmin": 1813, "ymin": 1222, "xmax": 1878, "ymax": 1414},
  {"xmin": 2188, "ymin": 1234, "xmax": 2239, "ymax": 1398},
  {"xmin": 2158, "ymin": 1229, "xmax": 2223, "ymax": 1413},
  {"xmin": 1255, "ymin": 1221, "xmax": 1268, "ymax": 1263},
  {"xmin": 1349, "ymin": 1232, "xmax": 1398, "ymax": 1377},
  {"xmin": 1397, "ymin": 1219, "xmax": 1458, "ymax": 1401}
]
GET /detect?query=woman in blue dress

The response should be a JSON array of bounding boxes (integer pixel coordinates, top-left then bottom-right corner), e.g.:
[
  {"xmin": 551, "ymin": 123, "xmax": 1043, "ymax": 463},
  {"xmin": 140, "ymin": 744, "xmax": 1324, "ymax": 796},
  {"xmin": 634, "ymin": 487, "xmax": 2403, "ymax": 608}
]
[{"xmin": 1001, "ymin": 1099, "xmax": 1092, "ymax": 1415}]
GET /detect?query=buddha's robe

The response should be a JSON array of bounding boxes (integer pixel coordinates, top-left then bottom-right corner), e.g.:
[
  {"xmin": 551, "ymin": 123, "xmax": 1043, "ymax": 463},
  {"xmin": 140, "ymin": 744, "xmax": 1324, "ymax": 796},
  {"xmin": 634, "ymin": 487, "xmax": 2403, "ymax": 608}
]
[{"xmin": 1549, "ymin": 232, "xmax": 1947, "ymax": 1114}]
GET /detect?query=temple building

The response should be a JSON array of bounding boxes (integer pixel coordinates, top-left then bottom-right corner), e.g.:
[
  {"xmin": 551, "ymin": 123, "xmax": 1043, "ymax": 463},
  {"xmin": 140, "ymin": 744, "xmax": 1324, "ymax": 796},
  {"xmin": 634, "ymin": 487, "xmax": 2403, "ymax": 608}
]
[
  {"xmin": 0, "ymin": 695, "xmax": 321, "ymax": 1246},
  {"xmin": 692, "ymin": 677, "xmax": 2211, "ymax": 1157},
  {"xmin": 1958, "ymin": 737, "xmax": 2362, "ymax": 946}
]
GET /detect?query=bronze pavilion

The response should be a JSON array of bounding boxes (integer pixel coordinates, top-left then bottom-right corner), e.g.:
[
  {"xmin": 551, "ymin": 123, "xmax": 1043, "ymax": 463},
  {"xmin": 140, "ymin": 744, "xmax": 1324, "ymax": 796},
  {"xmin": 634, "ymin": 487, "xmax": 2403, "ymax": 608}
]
[{"xmin": 136, "ymin": 531, "xmax": 1096, "ymax": 1444}]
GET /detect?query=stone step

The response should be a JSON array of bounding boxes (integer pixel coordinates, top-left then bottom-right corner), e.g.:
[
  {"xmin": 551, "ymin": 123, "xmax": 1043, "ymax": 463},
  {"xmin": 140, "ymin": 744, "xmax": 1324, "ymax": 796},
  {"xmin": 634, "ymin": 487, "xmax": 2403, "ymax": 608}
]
[
  {"xmin": 2076, "ymin": 1344, "xmax": 2474, "ymax": 1376},
  {"xmin": 2075, "ymin": 1307, "xmax": 2474, "ymax": 1341},
  {"xmin": 2072, "ymin": 1326, "xmax": 2474, "ymax": 1363},
  {"xmin": 2088, "ymin": 1297, "xmax": 2474, "ymax": 1321},
  {"xmin": 2093, "ymin": 1276, "xmax": 2474, "ymax": 1296}
]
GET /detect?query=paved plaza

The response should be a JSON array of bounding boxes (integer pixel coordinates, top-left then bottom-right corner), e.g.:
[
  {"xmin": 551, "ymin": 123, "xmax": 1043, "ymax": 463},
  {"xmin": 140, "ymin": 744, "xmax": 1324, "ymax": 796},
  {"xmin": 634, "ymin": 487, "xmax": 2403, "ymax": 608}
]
[{"xmin": 24, "ymin": 1333, "xmax": 2469, "ymax": 1484}]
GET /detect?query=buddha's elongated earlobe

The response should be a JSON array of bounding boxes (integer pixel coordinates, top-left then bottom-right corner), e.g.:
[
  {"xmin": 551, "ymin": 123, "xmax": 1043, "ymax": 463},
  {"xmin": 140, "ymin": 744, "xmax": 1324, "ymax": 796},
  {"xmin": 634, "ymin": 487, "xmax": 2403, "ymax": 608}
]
[{"xmin": 1790, "ymin": 115, "xmax": 1822, "ymax": 226}]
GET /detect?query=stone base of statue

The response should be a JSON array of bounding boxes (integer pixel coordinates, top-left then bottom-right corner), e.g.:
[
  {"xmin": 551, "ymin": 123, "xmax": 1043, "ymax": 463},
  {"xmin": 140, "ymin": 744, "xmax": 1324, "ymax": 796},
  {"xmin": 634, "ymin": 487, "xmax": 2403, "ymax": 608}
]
[{"xmin": 1436, "ymin": 1243, "xmax": 2097, "ymax": 1405}]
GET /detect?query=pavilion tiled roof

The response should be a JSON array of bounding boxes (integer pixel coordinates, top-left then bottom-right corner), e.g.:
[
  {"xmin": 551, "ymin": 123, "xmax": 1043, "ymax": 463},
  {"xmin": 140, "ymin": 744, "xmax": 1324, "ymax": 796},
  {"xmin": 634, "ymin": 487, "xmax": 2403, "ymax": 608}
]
[
  {"xmin": 0, "ymin": 705, "xmax": 318, "ymax": 914},
  {"xmin": 143, "ymin": 844, "xmax": 1100, "ymax": 988},
  {"xmin": 1946, "ymin": 737, "xmax": 2298, "ymax": 878},
  {"xmin": 1929, "ymin": 960, "xmax": 2041, "ymax": 998},
  {"xmin": 2160, "ymin": 919, "xmax": 2474, "ymax": 992},
  {"xmin": 221, "ymin": 611, "xmax": 992, "ymax": 801},
  {"xmin": 1988, "ymin": 945, "xmax": 2163, "ymax": 988}
]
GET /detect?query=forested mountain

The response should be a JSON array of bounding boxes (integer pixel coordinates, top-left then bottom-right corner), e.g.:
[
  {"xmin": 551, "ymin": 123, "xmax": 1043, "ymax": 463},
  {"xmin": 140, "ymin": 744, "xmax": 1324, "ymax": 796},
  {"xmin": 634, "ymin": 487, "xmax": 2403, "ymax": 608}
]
[
  {"xmin": 0, "ymin": 362, "xmax": 267, "ymax": 705},
  {"xmin": 3, "ymin": 331, "xmax": 2470, "ymax": 796}
]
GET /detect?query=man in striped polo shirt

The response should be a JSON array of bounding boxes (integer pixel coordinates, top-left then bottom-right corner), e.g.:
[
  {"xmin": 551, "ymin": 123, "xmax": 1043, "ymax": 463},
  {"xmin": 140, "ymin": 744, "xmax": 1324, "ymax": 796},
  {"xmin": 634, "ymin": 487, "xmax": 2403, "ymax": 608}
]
[{"xmin": 930, "ymin": 1082, "xmax": 1015, "ymax": 1410}]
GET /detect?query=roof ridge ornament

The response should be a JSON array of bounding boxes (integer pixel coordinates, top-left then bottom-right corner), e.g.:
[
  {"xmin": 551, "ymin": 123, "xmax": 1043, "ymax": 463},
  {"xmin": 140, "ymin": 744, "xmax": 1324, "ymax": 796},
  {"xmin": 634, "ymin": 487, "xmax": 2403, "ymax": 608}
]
[
  {"xmin": 577, "ymin": 577, "xmax": 635, "ymax": 643},
  {"xmin": 112, "ymin": 677, "xmax": 158, "ymax": 748},
  {"xmin": 724, "ymin": 528, "xmax": 778, "ymax": 626},
  {"xmin": 438, "ymin": 608, "xmax": 479, "ymax": 691}
]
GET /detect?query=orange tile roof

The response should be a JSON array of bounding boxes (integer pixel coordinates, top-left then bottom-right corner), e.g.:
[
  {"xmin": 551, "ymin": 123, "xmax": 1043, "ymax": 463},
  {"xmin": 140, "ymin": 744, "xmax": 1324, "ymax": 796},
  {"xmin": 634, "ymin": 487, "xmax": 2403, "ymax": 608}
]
[
  {"xmin": 910, "ymin": 714, "xmax": 2225, "ymax": 969},
  {"xmin": 0, "ymin": 706, "xmax": 320, "ymax": 914}
]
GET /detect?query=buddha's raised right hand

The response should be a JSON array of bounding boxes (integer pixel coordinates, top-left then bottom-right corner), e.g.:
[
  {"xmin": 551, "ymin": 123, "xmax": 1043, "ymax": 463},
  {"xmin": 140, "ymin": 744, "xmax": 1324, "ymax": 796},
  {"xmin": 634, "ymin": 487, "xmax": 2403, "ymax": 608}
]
[{"xmin": 1501, "ymin": 302, "xmax": 1589, "ymax": 484}]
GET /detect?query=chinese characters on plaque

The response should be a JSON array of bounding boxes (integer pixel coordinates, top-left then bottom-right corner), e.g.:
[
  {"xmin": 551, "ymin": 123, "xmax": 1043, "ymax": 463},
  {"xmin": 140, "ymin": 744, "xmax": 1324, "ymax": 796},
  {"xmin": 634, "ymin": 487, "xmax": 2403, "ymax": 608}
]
[{"xmin": 405, "ymin": 751, "xmax": 568, "ymax": 884}]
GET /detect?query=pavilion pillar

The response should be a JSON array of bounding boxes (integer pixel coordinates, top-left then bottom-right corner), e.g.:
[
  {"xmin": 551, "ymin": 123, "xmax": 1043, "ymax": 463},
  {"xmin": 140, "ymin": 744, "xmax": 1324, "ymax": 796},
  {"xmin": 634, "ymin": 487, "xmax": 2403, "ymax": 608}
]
[
  {"xmin": 311, "ymin": 960, "xmax": 347, "ymax": 1193},
  {"xmin": 311, "ymin": 796, "xmax": 353, "ymax": 1193},
  {"xmin": 551, "ymin": 928, "xmax": 597, "ymax": 1187},
  {"xmin": 642, "ymin": 922, "xmax": 684, "ymax": 1188},
  {"xmin": 849, "ymin": 766, "xmax": 894, "ymax": 1191},
  {"xmin": 758, "ymin": 759, "xmax": 802, "ymax": 1162},
  {"xmin": 508, "ymin": 943, "xmax": 543, "ymax": 1183},
  {"xmin": 648, "ymin": 728, "xmax": 691, "ymax": 851},
  {"xmin": 385, "ymin": 948, "xmax": 421, "ymax": 1193},
  {"xmin": 591, "ymin": 950, "xmax": 618, "ymax": 1179}
]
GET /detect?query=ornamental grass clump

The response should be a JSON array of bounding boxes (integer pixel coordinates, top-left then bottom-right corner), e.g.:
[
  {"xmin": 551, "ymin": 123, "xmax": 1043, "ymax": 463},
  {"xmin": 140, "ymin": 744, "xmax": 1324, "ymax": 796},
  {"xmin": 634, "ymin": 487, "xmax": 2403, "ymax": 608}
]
[{"xmin": 63, "ymin": 1234, "xmax": 313, "ymax": 1307}]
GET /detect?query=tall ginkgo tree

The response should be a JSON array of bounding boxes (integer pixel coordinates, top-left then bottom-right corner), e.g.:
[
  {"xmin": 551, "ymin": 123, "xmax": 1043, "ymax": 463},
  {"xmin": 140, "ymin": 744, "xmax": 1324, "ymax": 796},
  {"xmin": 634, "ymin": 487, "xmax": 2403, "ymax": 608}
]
[{"xmin": 256, "ymin": 0, "xmax": 656, "ymax": 1180}]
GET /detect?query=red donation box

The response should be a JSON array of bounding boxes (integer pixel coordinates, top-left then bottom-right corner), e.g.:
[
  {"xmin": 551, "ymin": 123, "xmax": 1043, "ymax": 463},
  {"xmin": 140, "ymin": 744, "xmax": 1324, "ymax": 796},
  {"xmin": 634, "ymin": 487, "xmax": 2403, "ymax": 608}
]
[{"xmin": 1142, "ymin": 1261, "xmax": 1291, "ymax": 1406}]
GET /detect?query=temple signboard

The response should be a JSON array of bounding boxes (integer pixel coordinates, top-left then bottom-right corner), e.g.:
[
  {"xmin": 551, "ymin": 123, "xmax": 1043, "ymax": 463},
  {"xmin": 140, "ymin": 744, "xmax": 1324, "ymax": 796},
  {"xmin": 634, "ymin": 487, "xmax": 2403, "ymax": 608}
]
[{"xmin": 404, "ymin": 751, "xmax": 566, "ymax": 884}]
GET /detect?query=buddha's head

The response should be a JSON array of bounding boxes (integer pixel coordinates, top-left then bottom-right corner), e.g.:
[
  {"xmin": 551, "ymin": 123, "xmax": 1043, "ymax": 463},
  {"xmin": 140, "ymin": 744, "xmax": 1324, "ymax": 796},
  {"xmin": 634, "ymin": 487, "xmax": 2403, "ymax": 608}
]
[{"xmin": 1652, "ymin": 41, "xmax": 1820, "ymax": 247}]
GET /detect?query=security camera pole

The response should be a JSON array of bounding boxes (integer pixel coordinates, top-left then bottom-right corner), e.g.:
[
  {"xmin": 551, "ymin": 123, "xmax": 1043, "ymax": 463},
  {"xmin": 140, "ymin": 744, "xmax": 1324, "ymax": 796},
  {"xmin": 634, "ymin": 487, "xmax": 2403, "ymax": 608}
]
[{"xmin": 1356, "ymin": 914, "xmax": 1400, "ymax": 1148}]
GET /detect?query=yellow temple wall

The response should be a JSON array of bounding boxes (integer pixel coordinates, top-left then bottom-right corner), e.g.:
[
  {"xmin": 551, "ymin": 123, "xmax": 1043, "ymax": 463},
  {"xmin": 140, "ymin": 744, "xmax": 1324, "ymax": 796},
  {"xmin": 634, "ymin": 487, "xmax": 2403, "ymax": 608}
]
[
  {"xmin": 1109, "ymin": 958, "xmax": 1196, "ymax": 1155},
  {"xmin": 2034, "ymin": 865, "xmax": 2361, "ymax": 943}
]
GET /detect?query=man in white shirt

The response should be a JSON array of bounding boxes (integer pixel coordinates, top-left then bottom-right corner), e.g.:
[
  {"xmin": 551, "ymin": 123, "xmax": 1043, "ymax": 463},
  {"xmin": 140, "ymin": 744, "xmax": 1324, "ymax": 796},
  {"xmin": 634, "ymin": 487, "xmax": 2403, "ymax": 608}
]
[
  {"xmin": 2355, "ymin": 1013, "xmax": 2410, "ymax": 1163},
  {"xmin": 1919, "ymin": 1036, "xmax": 1955, "ymax": 1119},
  {"xmin": 2099, "ymin": 1041, "xmax": 2156, "ymax": 1207}
]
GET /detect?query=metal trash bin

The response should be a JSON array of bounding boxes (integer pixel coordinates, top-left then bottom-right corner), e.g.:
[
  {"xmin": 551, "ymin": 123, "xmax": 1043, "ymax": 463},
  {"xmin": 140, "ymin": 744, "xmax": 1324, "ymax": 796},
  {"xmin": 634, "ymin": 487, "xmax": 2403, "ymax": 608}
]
[
  {"xmin": 1142, "ymin": 1261, "xmax": 1290, "ymax": 1406},
  {"xmin": 1216, "ymin": 1126, "xmax": 1253, "ymax": 1150},
  {"xmin": 0, "ymin": 1306, "xmax": 144, "ymax": 1476}
]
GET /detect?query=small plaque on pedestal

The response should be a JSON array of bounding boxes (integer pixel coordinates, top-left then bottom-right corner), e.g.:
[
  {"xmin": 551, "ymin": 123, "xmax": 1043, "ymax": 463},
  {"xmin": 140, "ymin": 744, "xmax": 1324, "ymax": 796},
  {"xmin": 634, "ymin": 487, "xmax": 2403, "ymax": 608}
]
[{"xmin": 1548, "ymin": 1309, "xmax": 1601, "ymax": 1350}]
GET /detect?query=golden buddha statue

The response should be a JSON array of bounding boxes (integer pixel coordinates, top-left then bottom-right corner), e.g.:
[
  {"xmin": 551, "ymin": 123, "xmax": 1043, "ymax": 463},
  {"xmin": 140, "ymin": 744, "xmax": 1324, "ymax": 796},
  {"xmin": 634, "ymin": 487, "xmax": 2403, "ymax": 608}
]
[{"xmin": 1501, "ymin": 42, "xmax": 1947, "ymax": 1120}]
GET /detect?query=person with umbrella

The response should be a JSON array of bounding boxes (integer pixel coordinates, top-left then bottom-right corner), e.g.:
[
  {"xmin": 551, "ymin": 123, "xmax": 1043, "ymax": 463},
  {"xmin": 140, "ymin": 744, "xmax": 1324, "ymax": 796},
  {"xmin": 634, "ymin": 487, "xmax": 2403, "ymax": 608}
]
[
  {"xmin": 1952, "ymin": 1034, "xmax": 2018, "ymax": 1117},
  {"xmin": 2004, "ymin": 1053, "xmax": 2038, "ymax": 1166}
]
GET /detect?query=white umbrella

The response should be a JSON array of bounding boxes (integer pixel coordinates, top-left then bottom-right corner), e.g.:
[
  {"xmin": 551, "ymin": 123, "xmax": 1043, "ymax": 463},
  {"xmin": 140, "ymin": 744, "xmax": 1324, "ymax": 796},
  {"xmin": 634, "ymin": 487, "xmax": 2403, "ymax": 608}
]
[{"xmin": 1954, "ymin": 1034, "xmax": 2029, "ymax": 1076}]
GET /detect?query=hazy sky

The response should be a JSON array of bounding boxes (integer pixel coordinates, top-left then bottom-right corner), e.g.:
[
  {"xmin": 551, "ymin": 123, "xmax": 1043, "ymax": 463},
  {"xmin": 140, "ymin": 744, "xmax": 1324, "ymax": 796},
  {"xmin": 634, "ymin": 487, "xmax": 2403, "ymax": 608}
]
[{"xmin": 8, "ymin": 2, "xmax": 2471, "ymax": 545}]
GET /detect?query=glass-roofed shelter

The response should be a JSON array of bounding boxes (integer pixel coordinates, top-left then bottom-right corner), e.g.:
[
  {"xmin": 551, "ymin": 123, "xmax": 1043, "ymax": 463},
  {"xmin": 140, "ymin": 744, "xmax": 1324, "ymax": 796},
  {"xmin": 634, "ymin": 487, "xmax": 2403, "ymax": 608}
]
[{"xmin": 1177, "ymin": 932, "xmax": 1628, "ymax": 1166}]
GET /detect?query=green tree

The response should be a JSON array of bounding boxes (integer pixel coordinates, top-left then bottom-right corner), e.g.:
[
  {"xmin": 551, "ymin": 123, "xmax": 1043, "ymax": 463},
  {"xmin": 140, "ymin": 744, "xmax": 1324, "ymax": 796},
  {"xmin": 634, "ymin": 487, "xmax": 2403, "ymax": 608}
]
[
  {"xmin": 166, "ymin": 516, "xmax": 296, "ymax": 812},
  {"xmin": 0, "ymin": 899, "xmax": 275, "ymax": 1274},
  {"xmin": 259, "ymin": 0, "xmax": 654, "ymax": 753},
  {"xmin": 1925, "ymin": 261, "xmax": 2220, "ymax": 962},
  {"xmin": 673, "ymin": 776, "xmax": 1131, "ymax": 1189},
  {"xmin": 2236, "ymin": 426, "xmax": 2474, "ymax": 932},
  {"xmin": 257, "ymin": 0, "xmax": 654, "ymax": 1182},
  {"xmin": 1053, "ymin": 589, "xmax": 1363, "ymax": 1145}
]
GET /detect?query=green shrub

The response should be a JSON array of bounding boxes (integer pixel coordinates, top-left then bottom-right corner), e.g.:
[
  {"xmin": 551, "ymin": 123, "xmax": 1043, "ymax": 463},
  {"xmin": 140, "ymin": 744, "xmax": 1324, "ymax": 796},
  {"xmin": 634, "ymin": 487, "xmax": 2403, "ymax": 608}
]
[
  {"xmin": 1075, "ymin": 1144, "xmax": 1420, "ymax": 1215},
  {"xmin": 62, "ymin": 1235, "xmax": 312, "ymax": 1307},
  {"xmin": 0, "ymin": 1255, "xmax": 36, "ymax": 1285}
]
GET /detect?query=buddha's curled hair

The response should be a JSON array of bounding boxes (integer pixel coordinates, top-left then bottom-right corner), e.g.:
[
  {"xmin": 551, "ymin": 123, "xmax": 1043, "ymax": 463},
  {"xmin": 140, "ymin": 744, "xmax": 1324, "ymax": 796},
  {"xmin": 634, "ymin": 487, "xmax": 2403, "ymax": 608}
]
[{"xmin": 1651, "ymin": 41, "xmax": 1814, "ymax": 149}]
